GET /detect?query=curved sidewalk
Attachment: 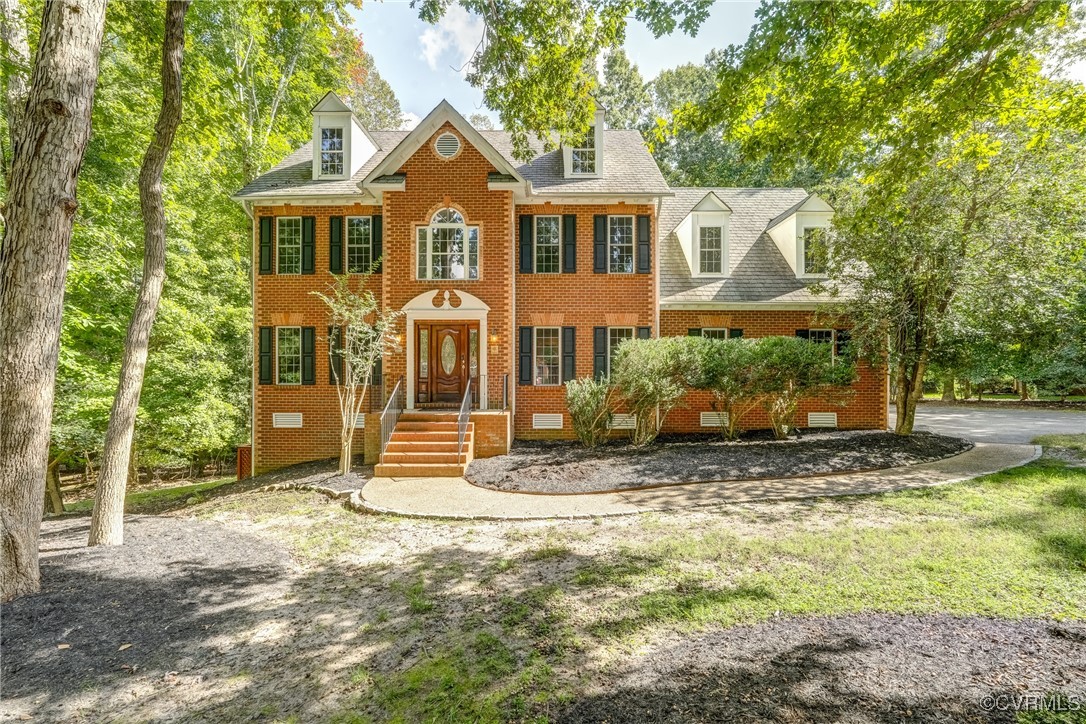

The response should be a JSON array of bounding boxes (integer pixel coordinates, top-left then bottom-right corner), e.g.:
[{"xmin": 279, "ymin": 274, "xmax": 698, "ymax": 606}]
[{"xmin": 352, "ymin": 443, "xmax": 1041, "ymax": 521}]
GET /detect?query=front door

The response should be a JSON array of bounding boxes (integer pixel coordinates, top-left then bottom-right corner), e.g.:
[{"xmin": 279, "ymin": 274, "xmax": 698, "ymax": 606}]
[{"xmin": 416, "ymin": 322, "xmax": 477, "ymax": 405}]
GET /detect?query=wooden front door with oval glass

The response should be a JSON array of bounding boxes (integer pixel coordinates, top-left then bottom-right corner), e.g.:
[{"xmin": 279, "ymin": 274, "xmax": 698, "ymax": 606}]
[{"xmin": 416, "ymin": 322, "xmax": 479, "ymax": 405}]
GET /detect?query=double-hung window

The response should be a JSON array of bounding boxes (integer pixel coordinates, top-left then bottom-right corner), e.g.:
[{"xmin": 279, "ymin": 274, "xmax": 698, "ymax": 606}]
[
  {"xmin": 607, "ymin": 327, "xmax": 634, "ymax": 374},
  {"xmin": 277, "ymin": 217, "xmax": 302, "ymax": 274},
  {"xmin": 571, "ymin": 127, "xmax": 596, "ymax": 174},
  {"xmin": 346, "ymin": 216, "xmax": 372, "ymax": 273},
  {"xmin": 701, "ymin": 328, "xmax": 729, "ymax": 340},
  {"xmin": 802, "ymin": 226, "xmax": 829, "ymax": 276},
  {"xmin": 416, "ymin": 208, "xmax": 479, "ymax": 280},
  {"xmin": 276, "ymin": 327, "xmax": 302, "ymax": 385},
  {"xmin": 699, "ymin": 225, "xmax": 724, "ymax": 275},
  {"xmin": 608, "ymin": 216, "xmax": 634, "ymax": 274},
  {"xmin": 320, "ymin": 127, "xmax": 343, "ymax": 176},
  {"xmin": 534, "ymin": 328, "xmax": 560, "ymax": 385},
  {"xmin": 534, "ymin": 216, "xmax": 561, "ymax": 273}
]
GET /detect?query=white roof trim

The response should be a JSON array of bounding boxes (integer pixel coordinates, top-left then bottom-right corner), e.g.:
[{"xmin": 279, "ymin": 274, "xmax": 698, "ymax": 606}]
[
  {"xmin": 692, "ymin": 191, "xmax": 733, "ymax": 213},
  {"xmin": 402, "ymin": 288, "xmax": 491, "ymax": 312},
  {"xmin": 310, "ymin": 91, "xmax": 352, "ymax": 114},
  {"xmin": 363, "ymin": 100, "xmax": 524, "ymax": 185},
  {"xmin": 766, "ymin": 192, "xmax": 834, "ymax": 233},
  {"xmin": 660, "ymin": 301, "xmax": 827, "ymax": 311}
]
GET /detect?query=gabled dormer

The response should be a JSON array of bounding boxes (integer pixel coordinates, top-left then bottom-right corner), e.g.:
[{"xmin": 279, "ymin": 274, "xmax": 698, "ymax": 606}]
[
  {"xmin": 310, "ymin": 91, "xmax": 379, "ymax": 181},
  {"xmin": 562, "ymin": 107, "xmax": 605, "ymax": 179},
  {"xmin": 765, "ymin": 193, "xmax": 834, "ymax": 278},
  {"xmin": 675, "ymin": 192, "xmax": 733, "ymax": 277}
]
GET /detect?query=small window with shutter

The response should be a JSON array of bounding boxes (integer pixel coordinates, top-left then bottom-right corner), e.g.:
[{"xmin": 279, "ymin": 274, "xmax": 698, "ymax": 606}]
[
  {"xmin": 277, "ymin": 217, "xmax": 302, "ymax": 274},
  {"xmin": 276, "ymin": 327, "xmax": 302, "ymax": 385}
]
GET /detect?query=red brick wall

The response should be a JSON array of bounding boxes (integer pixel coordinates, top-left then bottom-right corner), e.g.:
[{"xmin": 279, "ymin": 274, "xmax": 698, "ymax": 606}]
[
  {"xmin": 658, "ymin": 309, "xmax": 888, "ymax": 433},
  {"xmin": 514, "ymin": 203, "xmax": 656, "ymax": 439}
]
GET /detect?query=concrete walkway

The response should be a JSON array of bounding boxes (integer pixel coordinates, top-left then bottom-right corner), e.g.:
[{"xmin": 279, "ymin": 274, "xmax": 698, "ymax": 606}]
[{"xmin": 353, "ymin": 442, "xmax": 1040, "ymax": 520}]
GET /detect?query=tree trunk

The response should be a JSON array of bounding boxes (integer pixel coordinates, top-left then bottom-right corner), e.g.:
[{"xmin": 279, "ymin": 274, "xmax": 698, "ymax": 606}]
[
  {"xmin": 89, "ymin": 0, "xmax": 189, "ymax": 547},
  {"xmin": 340, "ymin": 440, "xmax": 352, "ymax": 475},
  {"xmin": 0, "ymin": 0, "xmax": 29, "ymax": 186},
  {"xmin": 44, "ymin": 457, "xmax": 64, "ymax": 515},
  {"xmin": 1017, "ymin": 379, "xmax": 1030, "ymax": 401},
  {"xmin": 0, "ymin": 0, "xmax": 107, "ymax": 602},
  {"xmin": 940, "ymin": 371, "xmax": 956, "ymax": 402}
]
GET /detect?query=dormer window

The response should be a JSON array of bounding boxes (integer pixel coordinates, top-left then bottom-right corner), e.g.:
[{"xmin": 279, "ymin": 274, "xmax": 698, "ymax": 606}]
[
  {"xmin": 801, "ymin": 226, "xmax": 829, "ymax": 276},
  {"xmin": 571, "ymin": 127, "xmax": 596, "ymax": 174},
  {"xmin": 320, "ymin": 127, "xmax": 344, "ymax": 176},
  {"xmin": 698, "ymin": 225, "xmax": 724, "ymax": 275}
]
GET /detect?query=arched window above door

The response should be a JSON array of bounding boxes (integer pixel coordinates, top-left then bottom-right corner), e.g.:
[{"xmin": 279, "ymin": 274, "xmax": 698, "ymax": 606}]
[{"xmin": 417, "ymin": 207, "xmax": 479, "ymax": 280}]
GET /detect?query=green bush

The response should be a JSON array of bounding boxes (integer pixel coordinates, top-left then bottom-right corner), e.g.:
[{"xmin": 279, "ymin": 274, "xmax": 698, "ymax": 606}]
[
  {"xmin": 695, "ymin": 337, "xmax": 762, "ymax": 440},
  {"xmin": 753, "ymin": 336, "xmax": 857, "ymax": 439},
  {"xmin": 610, "ymin": 337, "xmax": 692, "ymax": 446},
  {"xmin": 564, "ymin": 377, "xmax": 614, "ymax": 448}
]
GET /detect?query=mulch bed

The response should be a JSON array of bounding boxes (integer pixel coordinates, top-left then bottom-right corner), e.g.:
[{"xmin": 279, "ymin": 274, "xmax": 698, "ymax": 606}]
[
  {"xmin": 558, "ymin": 614, "xmax": 1086, "ymax": 723},
  {"xmin": 466, "ymin": 431, "xmax": 973, "ymax": 494}
]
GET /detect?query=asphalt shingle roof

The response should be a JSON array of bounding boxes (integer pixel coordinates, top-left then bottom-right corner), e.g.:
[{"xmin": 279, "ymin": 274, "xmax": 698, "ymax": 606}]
[
  {"xmin": 234, "ymin": 129, "xmax": 670, "ymax": 198},
  {"xmin": 658, "ymin": 188, "xmax": 828, "ymax": 306}
]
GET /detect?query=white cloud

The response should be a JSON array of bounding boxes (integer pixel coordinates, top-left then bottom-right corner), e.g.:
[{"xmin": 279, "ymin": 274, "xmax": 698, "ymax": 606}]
[
  {"xmin": 418, "ymin": 6, "xmax": 484, "ymax": 75},
  {"xmin": 400, "ymin": 112, "xmax": 422, "ymax": 131}
]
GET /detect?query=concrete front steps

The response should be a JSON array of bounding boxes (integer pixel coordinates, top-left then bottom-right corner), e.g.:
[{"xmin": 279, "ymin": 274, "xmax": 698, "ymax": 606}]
[{"xmin": 374, "ymin": 412, "xmax": 474, "ymax": 477}]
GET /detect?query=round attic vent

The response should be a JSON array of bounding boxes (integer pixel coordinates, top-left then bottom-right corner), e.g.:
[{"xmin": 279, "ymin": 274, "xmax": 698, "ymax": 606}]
[{"xmin": 434, "ymin": 132, "xmax": 461, "ymax": 158}]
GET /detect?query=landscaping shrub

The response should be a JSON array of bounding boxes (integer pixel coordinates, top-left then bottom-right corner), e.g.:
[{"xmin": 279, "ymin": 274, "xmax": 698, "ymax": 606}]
[
  {"xmin": 564, "ymin": 377, "xmax": 614, "ymax": 448},
  {"xmin": 610, "ymin": 337, "xmax": 692, "ymax": 446},
  {"xmin": 695, "ymin": 338, "xmax": 762, "ymax": 440},
  {"xmin": 754, "ymin": 336, "xmax": 857, "ymax": 438}
]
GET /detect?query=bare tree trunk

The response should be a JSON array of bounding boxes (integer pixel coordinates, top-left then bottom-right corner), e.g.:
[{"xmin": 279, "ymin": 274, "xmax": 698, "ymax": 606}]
[
  {"xmin": 89, "ymin": 0, "xmax": 189, "ymax": 547},
  {"xmin": 0, "ymin": 0, "xmax": 107, "ymax": 602},
  {"xmin": 0, "ymin": 0, "xmax": 29, "ymax": 187},
  {"xmin": 940, "ymin": 371, "xmax": 956, "ymax": 402},
  {"xmin": 44, "ymin": 457, "xmax": 64, "ymax": 515}
]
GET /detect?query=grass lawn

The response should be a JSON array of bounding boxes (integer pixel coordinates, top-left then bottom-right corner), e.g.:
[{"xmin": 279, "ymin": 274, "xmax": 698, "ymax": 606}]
[
  {"xmin": 65, "ymin": 476, "xmax": 234, "ymax": 514},
  {"xmin": 179, "ymin": 442, "xmax": 1086, "ymax": 722}
]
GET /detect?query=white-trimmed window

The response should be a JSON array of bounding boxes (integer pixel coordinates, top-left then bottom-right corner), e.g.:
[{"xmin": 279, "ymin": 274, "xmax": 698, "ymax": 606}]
[
  {"xmin": 535, "ymin": 216, "xmax": 561, "ymax": 273},
  {"xmin": 571, "ymin": 126, "xmax": 596, "ymax": 174},
  {"xmin": 607, "ymin": 327, "xmax": 634, "ymax": 374},
  {"xmin": 534, "ymin": 328, "xmax": 560, "ymax": 386},
  {"xmin": 702, "ymin": 328, "xmax": 729, "ymax": 340},
  {"xmin": 608, "ymin": 216, "xmax": 634, "ymax": 274},
  {"xmin": 320, "ymin": 127, "xmax": 344, "ymax": 176},
  {"xmin": 277, "ymin": 217, "xmax": 302, "ymax": 274},
  {"xmin": 346, "ymin": 216, "xmax": 372, "ymax": 273},
  {"xmin": 416, "ymin": 208, "xmax": 479, "ymax": 280},
  {"xmin": 801, "ymin": 226, "xmax": 829, "ymax": 276},
  {"xmin": 276, "ymin": 327, "xmax": 302, "ymax": 385},
  {"xmin": 699, "ymin": 225, "xmax": 724, "ymax": 274}
]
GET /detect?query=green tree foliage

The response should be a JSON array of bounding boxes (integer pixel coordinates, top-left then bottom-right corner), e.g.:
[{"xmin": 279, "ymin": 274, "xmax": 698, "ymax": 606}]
[
  {"xmin": 564, "ymin": 377, "xmax": 614, "ymax": 448},
  {"xmin": 752, "ymin": 336, "xmax": 856, "ymax": 439},
  {"xmin": 609, "ymin": 336, "xmax": 692, "ymax": 446},
  {"xmin": 596, "ymin": 49, "xmax": 649, "ymax": 129},
  {"xmin": 690, "ymin": 337, "xmax": 761, "ymax": 440},
  {"xmin": 414, "ymin": 0, "xmax": 713, "ymax": 159},
  {"xmin": 682, "ymin": 0, "xmax": 1086, "ymax": 185},
  {"xmin": 345, "ymin": 50, "xmax": 403, "ymax": 130},
  {"xmin": 41, "ymin": 0, "xmax": 399, "ymax": 475}
]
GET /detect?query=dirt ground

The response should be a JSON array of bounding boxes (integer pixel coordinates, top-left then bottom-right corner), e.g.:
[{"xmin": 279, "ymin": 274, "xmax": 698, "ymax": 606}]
[{"xmin": 467, "ymin": 431, "xmax": 972, "ymax": 493}]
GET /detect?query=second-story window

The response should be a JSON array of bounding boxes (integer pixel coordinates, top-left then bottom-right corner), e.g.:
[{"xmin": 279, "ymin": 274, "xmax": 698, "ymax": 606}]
[
  {"xmin": 699, "ymin": 225, "xmax": 724, "ymax": 275},
  {"xmin": 277, "ymin": 217, "xmax": 302, "ymax": 274},
  {"xmin": 535, "ymin": 216, "xmax": 561, "ymax": 273},
  {"xmin": 346, "ymin": 217, "xmax": 372, "ymax": 273},
  {"xmin": 802, "ymin": 226, "xmax": 829, "ymax": 276},
  {"xmin": 571, "ymin": 126, "xmax": 596, "ymax": 174},
  {"xmin": 320, "ymin": 127, "xmax": 343, "ymax": 176},
  {"xmin": 416, "ymin": 207, "xmax": 479, "ymax": 280},
  {"xmin": 608, "ymin": 216, "xmax": 634, "ymax": 274}
]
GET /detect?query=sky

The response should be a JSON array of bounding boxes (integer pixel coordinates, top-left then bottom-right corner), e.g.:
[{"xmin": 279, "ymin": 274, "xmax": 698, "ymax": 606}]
[
  {"xmin": 348, "ymin": 0, "xmax": 761, "ymax": 129},
  {"xmin": 349, "ymin": 1, "xmax": 1086, "ymax": 131}
]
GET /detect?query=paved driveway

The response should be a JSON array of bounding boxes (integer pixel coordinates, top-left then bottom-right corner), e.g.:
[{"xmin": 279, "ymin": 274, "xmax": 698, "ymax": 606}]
[{"xmin": 895, "ymin": 404, "xmax": 1086, "ymax": 444}]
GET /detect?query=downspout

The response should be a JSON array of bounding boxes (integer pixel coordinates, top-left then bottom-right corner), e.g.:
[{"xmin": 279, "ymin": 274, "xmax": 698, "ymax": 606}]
[{"xmin": 235, "ymin": 198, "xmax": 257, "ymax": 475}]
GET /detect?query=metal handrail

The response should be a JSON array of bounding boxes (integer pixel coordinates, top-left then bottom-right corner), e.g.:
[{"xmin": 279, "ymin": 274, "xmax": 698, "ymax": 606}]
[
  {"xmin": 501, "ymin": 374, "xmax": 509, "ymax": 410},
  {"xmin": 457, "ymin": 377, "xmax": 474, "ymax": 466},
  {"xmin": 379, "ymin": 376, "xmax": 405, "ymax": 458}
]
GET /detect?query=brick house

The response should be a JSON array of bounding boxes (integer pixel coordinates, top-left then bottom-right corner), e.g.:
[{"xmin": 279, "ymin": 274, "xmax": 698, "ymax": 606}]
[{"xmin": 233, "ymin": 93, "xmax": 888, "ymax": 476}]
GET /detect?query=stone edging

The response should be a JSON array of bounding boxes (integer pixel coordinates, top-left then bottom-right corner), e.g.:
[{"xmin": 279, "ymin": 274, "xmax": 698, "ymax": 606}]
[{"xmin": 254, "ymin": 483, "xmax": 353, "ymax": 501}]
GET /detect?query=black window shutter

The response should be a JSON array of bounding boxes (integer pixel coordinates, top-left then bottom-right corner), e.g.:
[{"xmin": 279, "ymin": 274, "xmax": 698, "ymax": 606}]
[
  {"xmin": 259, "ymin": 218, "xmax": 273, "ymax": 274},
  {"xmin": 593, "ymin": 215, "xmax": 607, "ymax": 274},
  {"xmin": 301, "ymin": 327, "xmax": 316, "ymax": 385},
  {"xmin": 328, "ymin": 326, "xmax": 343, "ymax": 384},
  {"xmin": 796, "ymin": 329, "xmax": 810, "ymax": 340},
  {"xmin": 519, "ymin": 326, "xmax": 533, "ymax": 385},
  {"xmin": 301, "ymin": 216, "xmax": 316, "ymax": 274},
  {"xmin": 835, "ymin": 329, "xmax": 851, "ymax": 357},
  {"xmin": 688, "ymin": 328, "xmax": 702, "ymax": 337},
  {"xmin": 637, "ymin": 326, "xmax": 651, "ymax": 340},
  {"xmin": 258, "ymin": 327, "xmax": 273, "ymax": 384},
  {"xmin": 636, "ymin": 215, "xmax": 651, "ymax": 274},
  {"xmin": 562, "ymin": 214, "xmax": 577, "ymax": 273},
  {"xmin": 593, "ymin": 326, "xmax": 608, "ymax": 379},
  {"xmin": 372, "ymin": 215, "xmax": 383, "ymax": 273},
  {"xmin": 561, "ymin": 326, "xmax": 576, "ymax": 382},
  {"xmin": 519, "ymin": 215, "xmax": 533, "ymax": 273},
  {"xmin": 729, "ymin": 328, "xmax": 744, "ymax": 338},
  {"xmin": 329, "ymin": 217, "xmax": 343, "ymax": 273}
]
